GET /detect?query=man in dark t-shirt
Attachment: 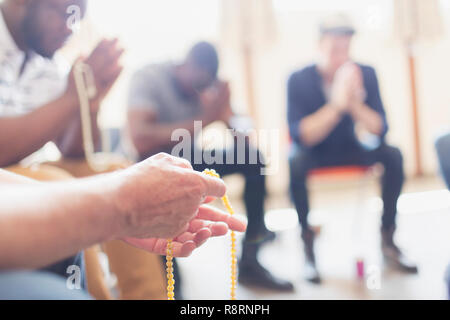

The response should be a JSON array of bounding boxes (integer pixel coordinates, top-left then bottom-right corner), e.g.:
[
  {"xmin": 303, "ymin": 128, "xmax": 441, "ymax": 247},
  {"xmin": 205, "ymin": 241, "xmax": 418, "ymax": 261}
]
[{"xmin": 287, "ymin": 14, "xmax": 418, "ymax": 283}]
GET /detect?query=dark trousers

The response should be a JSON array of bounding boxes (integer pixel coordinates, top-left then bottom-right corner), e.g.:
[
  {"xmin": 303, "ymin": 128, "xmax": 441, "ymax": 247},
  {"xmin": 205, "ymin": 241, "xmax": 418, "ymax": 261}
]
[
  {"xmin": 189, "ymin": 143, "xmax": 268, "ymax": 243},
  {"xmin": 289, "ymin": 143, "xmax": 404, "ymax": 231}
]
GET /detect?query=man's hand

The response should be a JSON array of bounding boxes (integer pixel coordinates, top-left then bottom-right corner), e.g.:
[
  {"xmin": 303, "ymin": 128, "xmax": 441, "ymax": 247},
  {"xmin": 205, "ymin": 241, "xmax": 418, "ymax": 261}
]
[
  {"xmin": 125, "ymin": 205, "xmax": 246, "ymax": 257},
  {"xmin": 200, "ymin": 81, "xmax": 232, "ymax": 124},
  {"xmin": 65, "ymin": 39, "xmax": 124, "ymax": 114},
  {"xmin": 330, "ymin": 62, "xmax": 364, "ymax": 113},
  {"xmin": 111, "ymin": 153, "xmax": 246, "ymax": 257}
]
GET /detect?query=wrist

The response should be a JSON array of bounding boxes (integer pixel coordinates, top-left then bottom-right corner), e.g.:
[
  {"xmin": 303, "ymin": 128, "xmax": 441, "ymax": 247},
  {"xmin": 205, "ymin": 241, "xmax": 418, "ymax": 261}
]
[
  {"xmin": 328, "ymin": 103, "xmax": 345, "ymax": 118},
  {"xmin": 349, "ymin": 101, "xmax": 364, "ymax": 118},
  {"xmin": 85, "ymin": 173, "xmax": 126, "ymax": 241}
]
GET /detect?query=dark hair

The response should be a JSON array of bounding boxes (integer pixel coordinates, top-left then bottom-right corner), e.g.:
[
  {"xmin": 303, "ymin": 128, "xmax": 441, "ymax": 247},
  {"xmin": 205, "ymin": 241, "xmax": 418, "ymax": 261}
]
[{"xmin": 187, "ymin": 42, "xmax": 219, "ymax": 78}]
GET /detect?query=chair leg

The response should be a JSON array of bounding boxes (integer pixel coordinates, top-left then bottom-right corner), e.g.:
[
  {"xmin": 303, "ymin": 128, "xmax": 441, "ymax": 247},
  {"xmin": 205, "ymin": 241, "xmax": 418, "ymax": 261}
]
[{"xmin": 353, "ymin": 172, "xmax": 371, "ymax": 280}]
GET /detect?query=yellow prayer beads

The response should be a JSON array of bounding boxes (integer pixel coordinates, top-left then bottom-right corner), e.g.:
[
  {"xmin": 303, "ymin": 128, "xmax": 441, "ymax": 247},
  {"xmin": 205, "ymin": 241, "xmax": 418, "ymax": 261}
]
[
  {"xmin": 203, "ymin": 169, "xmax": 238, "ymax": 300},
  {"xmin": 166, "ymin": 239, "xmax": 175, "ymax": 300},
  {"xmin": 165, "ymin": 169, "xmax": 238, "ymax": 300}
]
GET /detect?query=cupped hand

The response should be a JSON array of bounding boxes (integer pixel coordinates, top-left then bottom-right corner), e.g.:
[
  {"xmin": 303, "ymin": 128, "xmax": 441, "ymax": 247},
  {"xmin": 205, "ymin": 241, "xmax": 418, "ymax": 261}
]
[{"xmin": 124, "ymin": 205, "xmax": 247, "ymax": 257}]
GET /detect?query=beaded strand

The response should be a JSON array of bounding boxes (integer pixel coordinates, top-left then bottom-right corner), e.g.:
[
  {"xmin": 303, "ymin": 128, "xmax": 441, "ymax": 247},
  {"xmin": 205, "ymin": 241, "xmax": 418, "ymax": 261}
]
[
  {"xmin": 166, "ymin": 169, "xmax": 238, "ymax": 300},
  {"xmin": 166, "ymin": 239, "xmax": 175, "ymax": 300},
  {"xmin": 203, "ymin": 169, "xmax": 237, "ymax": 300}
]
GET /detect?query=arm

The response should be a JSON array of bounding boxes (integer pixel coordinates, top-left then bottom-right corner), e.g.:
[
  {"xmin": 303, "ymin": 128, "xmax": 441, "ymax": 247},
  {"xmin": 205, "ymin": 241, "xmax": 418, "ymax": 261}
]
[
  {"xmin": 56, "ymin": 39, "xmax": 124, "ymax": 158},
  {"xmin": 0, "ymin": 93, "xmax": 78, "ymax": 167},
  {"xmin": 128, "ymin": 107, "xmax": 215, "ymax": 157},
  {"xmin": 287, "ymin": 73, "xmax": 344, "ymax": 147},
  {"xmin": 56, "ymin": 111, "xmax": 101, "ymax": 158},
  {"xmin": 349, "ymin": 102, "xmax": 384, "ymax": 136},
  {"xmin": 298, "ymin": 104, "xmax": 344, "ymax": 147},
  {"xmin": 0, "ymin": 154, "xmax": 246, "ymax": 270},
  {"xmin": 349, "ymin": 67, "xmax": 388, "ymax": 137},
  {"xmin": 127, "ymin": 79, "xmax": 226, "ymax": 157},
  {"xmin": 0, "ymin": 176, "xmax": 117, "ymax": 270}
]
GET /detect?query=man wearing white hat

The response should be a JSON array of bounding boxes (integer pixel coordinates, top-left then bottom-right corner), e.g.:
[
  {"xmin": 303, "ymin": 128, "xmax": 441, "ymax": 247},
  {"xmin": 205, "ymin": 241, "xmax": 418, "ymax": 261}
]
[{"xmin": 287, "ymin": 14, "xmax": 418, "ymax": 283}]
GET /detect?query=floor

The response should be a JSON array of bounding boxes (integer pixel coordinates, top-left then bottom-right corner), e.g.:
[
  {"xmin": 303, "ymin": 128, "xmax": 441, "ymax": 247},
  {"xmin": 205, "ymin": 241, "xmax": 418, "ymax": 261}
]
[{"xmin": 178, "ymin": 175, "xmax": 450, "ymax": 300}]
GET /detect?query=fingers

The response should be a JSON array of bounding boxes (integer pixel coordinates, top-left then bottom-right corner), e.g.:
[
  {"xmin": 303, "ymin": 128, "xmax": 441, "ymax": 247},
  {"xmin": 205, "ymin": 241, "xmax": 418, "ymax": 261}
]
[
  {"xmin": 197, "ymin": 172, "xmax": 226, "ymax": 199},
  {"xmin": 124, "ymin": 220, "xmax": 229, "ymax": 258},
  {"xmin": 203, "ymin": 196, "xmax": 217, "ymax": 204},
  {"xmin": 152, "ymin": 153, "xmax": 193, "ymax": 170},
  {"xmin": 196, "ymin": 205, "xmax": 247, "ymax": 232},
  {"xmin": 175, "ymin": 228, "xmax": 212, "ymax": 248},
  {"xmin": 124, "ymin": 237, "xmax": 197, "ymax": 258},
  {"xmin": 187, "ymin": 219, "xmax": 228, "ymax": 237},
  {"xmin": 86, "ymin": 38, "xmax": 124, "ymax": 81}
]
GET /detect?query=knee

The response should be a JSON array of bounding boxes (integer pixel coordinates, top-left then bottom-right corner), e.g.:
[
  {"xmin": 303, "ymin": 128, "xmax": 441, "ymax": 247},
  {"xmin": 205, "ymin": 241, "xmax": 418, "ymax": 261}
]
[
  {"xmin": 247, "ymin": 145, "xmax": 265, "ymax": 167},
  {"xmin": 435, "ymin": 133, "xmax": 450, "ymax": 161},
  {"xmin": 382, "ymin": 145, "xmax": 404, "ymax": 167},
  {"xmin": 288, "ymin": 147, "xmax": 310, "ymax": 183}
]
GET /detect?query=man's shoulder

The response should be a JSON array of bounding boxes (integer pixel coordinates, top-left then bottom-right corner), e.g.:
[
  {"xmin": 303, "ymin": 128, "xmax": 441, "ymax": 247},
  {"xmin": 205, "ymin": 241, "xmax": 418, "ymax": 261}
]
[
  {"xmin": 288, "ymin": 64, "xmax": 317, "ymax": 84},
  {"xmin": 132, "ymin": 62, "xmax": 174, "ymax": 82}
]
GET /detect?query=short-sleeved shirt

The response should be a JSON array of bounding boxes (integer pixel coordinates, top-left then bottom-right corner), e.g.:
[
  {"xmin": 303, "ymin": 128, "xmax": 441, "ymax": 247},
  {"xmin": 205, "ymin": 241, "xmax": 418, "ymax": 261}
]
[
  {"xmin": 128, "ymin": 62, "xmax": 202, "ymax": 157},
  {"xmin": 287, "ymin": 63, "xmax": 388, "ymax": 155},
  {"xmin": 0, "ymin": 12, "xmax": 67, "ymax": 117},
  {"xmin": 0, "ymin": 11, "xmax": 84, "ymax": 288}
]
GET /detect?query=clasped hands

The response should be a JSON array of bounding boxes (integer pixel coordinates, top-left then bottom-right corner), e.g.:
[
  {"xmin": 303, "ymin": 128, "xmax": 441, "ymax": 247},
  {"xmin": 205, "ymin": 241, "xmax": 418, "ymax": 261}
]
[{"xmin": 330, "ymin": 62, "xmax": 367, "ymax": 116}]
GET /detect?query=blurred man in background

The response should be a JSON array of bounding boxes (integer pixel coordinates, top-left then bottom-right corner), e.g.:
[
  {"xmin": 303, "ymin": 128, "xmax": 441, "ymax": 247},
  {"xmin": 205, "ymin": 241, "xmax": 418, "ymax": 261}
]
[
  {"xmin": 0, "ymin": 0, "xmax": 123, "ymax": 168},
  {"xmin": 287, "ymin": 14, "xmax": 418, "ymax": 283},
  {"xmin": 435, "ymin": 133, "xmax": 450, "ymax": 189},
  {"xmin": 435, "ymin": 133, "xmax": 450, "ymax": 299},
  {"xmin": 127, "ymin": 42, "xmax": 293, "ymax": 292}
]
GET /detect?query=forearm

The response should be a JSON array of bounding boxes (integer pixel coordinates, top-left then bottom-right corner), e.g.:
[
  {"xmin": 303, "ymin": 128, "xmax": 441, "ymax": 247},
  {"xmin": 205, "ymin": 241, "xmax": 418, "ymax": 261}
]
[
  {"xmin": 0, "ymin": 94, "xmax": 77, "ymax": 167},
  {"xmin": 299, "ymin": 104, "xmax": 343, "ymax": 147},
  {"xmin": 0, "ymin": 169, "xmax": 37, "ymax": 184},
  {"xmin": 0, "ymin": 176, "xmax": 120, "ymax": 270},
  {"xmin": 57, "ymin": 112, "xmax": 102, "ymax": 158},
  {"xmin": 350, "ymin": 103, "xmax": 384, "ymax": 136}
]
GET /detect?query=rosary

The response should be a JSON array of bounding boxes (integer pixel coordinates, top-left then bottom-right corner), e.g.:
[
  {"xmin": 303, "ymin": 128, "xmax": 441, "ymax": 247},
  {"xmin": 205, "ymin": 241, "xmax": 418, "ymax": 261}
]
[{"xmin": 166, "ymin": 169, "xmax": 238, "ymax": 300}]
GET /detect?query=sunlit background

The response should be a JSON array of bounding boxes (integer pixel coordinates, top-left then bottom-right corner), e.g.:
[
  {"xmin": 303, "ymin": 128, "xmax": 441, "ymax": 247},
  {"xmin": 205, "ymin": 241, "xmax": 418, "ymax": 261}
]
[{"xmin": 60, "ymin": 0, "xmax": 450, "ymax": 185}]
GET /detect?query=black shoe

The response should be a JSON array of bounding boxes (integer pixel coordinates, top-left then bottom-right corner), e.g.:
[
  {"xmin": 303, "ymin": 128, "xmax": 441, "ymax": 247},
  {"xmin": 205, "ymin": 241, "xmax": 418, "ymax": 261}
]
[
  {"xmin": 302, "ymin": 228, "xmax": 322, "ymax": 284},
  {"xmin": 381, "ymin": 226, "xmax": 418, "ymax": 274},
  {"xmin": 261, "ymin": 229, "xmax": 277, "ymax": 244},
  {"xmin": 238, "ymin": 260, "xmax": 294, "ymax": 292}
]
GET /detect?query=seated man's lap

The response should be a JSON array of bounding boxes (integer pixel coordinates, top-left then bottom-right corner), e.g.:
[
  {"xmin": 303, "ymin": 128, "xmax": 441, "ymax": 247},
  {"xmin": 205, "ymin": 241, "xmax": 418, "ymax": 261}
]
[
  {"xmin": 0, "ymin": 271, "xmax": 91, "ymax": 300},
  {"xmin": 45, "ymin": 157, "xmax": 131, "ymax": 178},
  {"xmin": 5, "ymin": 164, "xmax": 73, "ymax": 181},
  {"xmin": 289, "ymin": 143, "xmax": 402, "ymax": 172}
]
